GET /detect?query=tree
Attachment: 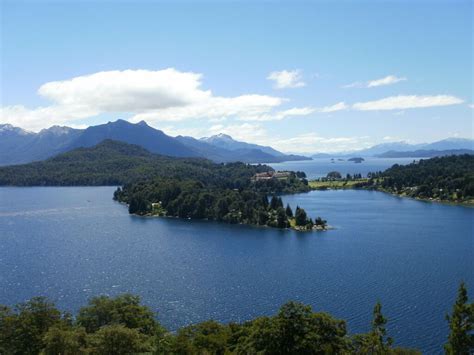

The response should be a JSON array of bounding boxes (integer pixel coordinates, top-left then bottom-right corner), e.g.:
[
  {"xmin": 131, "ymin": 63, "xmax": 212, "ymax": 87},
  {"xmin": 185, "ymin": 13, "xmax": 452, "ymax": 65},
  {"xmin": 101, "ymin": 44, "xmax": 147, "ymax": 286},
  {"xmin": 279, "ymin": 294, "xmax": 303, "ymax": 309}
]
[
  {"xmin": 270, "ymin": 195, "xmax": 283, "ymax": 210},
  {"xmin": 90, "ymin": 324, "xmax": 151, "ymax": 355},
  {"xmin": 0, "ymin": 297, "xmax": 62, "ymax": 354},
  {"xmin": 352, "ymin": 301, "xmax": 393, "ymax": 354},
  {"xmin": 257, "ymin": 208, "xmax": 269, "ymax": 225},
  {"xmin": 445, "ymin": 282, "xmax": 474, "ymax": 354},
  {"xmin": 294, "ymin": 206, "xmax": 308, "ymax": 226},
  {"xmin": 315, "ymin": 216, "xmax": 327, "ymax": 229},
  {"xmin": 242, "ymin": 302, "xmax": 349, "ymax": 354},
  {"xmin": 285, "ymin": 203, "xmax": 293, "ymax": 218},
  {"xmin": 276, "ymin": 207, "xmax": 288, "ymax": 228},
  {"xmin": 372, "ymin": 301, "xmax": 392, "ymax": 349},
  {"xmin": 77, "ymin": 294, "xmax": 159, "ymax": 336},
  {"xmin": 327, "ymin": 171, "xmax": 342, "ymax": 180},
  {"xmin": 42, "ymin": 326, "xmax": 89, "ymax": 355},
  {"xmin": 171, "ymin": 320, "xmax": 231, "ymax": 354}
]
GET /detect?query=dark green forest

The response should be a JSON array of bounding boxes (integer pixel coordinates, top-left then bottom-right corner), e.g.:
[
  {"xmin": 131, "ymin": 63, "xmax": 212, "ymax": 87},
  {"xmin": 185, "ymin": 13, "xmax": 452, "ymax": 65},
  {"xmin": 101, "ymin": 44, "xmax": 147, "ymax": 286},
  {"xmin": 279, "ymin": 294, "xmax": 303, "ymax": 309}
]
[
  {"xmin": 113, "ymin": 167, "xmax": 320, "ymax": 230},
  {"xmin": 1, "ymin": 283, "xmax": 472, "ymax": 354},
  {"xmin": 361, "ymin": 155, "xmax": 474, "ymax": 203},
  {"xmin": 0, "ymin": 140, "xmax": 270, "ymax": 186}
]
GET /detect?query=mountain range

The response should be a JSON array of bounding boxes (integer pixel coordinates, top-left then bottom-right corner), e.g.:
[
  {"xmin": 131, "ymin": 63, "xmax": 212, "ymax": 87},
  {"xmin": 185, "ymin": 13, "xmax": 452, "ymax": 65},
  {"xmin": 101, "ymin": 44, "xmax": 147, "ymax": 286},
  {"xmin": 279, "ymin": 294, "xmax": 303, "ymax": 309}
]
[
  {"xmin": 0, "ymin": 120, "xmax": 309, "ymax": 166},
  {"xmin": 1, "ymin": 120, "xmax": 472, "ymax": 166},
  {"xmin": 311, "ymin": 138, "xmax": 473, "ymax": 158}
]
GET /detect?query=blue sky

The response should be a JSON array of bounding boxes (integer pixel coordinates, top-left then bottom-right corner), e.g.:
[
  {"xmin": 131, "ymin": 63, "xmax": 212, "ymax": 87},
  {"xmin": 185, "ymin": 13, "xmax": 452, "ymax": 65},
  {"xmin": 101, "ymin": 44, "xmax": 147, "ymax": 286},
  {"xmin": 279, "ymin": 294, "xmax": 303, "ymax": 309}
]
[{"xmin": 1, "ymin": 0, "xmax": 472, "ymax": 153}]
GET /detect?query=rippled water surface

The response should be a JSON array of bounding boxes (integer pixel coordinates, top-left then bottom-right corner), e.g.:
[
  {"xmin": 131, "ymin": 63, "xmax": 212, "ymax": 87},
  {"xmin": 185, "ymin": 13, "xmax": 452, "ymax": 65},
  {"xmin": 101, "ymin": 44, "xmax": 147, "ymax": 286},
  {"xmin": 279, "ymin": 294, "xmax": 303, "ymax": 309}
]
[
  {"xmin": 0, "ymin": 186, "xmax": 472, "ymax": 353},
  {"xmin": 269, "ymin": 157, "xmax": 418, "ymax": 179}
]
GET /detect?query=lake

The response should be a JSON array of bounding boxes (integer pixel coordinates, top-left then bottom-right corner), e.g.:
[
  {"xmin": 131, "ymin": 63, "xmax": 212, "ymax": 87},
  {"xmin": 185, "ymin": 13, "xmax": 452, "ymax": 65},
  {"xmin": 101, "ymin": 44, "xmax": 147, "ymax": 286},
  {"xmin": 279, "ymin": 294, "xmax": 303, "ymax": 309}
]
[
  {"xmin": 269, "ymin": 157, "xmax": 418, "ymax": 179},
  {"xmin": 0, "ymin": 186, "xmax": 472, "ymax": 353}
]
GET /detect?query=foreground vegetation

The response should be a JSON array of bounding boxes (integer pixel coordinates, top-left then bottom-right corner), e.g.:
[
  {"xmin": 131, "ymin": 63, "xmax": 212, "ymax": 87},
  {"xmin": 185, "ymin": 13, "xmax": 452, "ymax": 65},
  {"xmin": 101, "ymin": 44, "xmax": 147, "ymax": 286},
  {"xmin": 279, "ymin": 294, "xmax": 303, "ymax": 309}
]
[{"xmin": 1, "ymin": 283, "xmax": 472, "ymax": 354}]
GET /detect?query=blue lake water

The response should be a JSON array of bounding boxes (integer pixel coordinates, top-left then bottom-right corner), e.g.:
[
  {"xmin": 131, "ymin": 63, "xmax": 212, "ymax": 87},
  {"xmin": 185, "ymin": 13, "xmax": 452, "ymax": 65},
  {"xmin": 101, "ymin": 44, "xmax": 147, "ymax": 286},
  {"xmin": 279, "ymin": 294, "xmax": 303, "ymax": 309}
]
[
  {"xmin": 269, "ymin": 157, "xmax": 418, "ymax": 179},
  {"xmin": 0, "ymin": 186, "xmax": 472, "ymax": 353}
]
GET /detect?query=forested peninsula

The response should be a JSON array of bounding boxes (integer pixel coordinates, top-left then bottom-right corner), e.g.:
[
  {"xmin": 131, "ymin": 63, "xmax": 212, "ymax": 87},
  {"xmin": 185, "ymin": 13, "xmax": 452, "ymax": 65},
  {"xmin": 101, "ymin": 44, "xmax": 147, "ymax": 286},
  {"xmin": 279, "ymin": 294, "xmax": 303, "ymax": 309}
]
[
  {"xmin": 310, "ymin": 155, "xmax": 474, "ymax": 205},
  {"xmin": 0, "ymin": 140, "xmax": 326, "ymax": 231}
]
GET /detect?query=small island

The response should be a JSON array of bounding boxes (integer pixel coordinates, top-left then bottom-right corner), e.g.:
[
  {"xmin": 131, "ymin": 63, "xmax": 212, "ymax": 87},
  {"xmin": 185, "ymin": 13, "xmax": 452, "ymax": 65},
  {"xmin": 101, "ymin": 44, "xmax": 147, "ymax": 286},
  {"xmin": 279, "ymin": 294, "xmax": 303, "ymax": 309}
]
[{"xmin": 348, "ymin": 157, "xmax": 365, "ymax": 163}]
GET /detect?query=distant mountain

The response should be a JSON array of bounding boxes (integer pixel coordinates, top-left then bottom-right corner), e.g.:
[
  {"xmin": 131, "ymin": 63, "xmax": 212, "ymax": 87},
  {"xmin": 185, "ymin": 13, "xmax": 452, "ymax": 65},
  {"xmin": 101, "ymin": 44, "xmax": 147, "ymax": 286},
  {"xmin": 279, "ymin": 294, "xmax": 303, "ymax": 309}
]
[
  {"xmin": 67, "ymin": 119, "xmax": 198, "ymax": 158},
  {"xmin": 0, "ymin": 124, "xmax": 82, "ymax": 165},
  {"xmin": 198, "ymin": 134, "xmax": 310, "ymax": 162},
  {"xmin": 422, "ymin": 138, "xmax": 473, "ymax": 151},
  {"xmin": 376, "ymin": 149, "xmax": 474, "ymax": 158},
  {"xmin": 0, "ymin": 120, "xmax": 310, "ymax": 165},
  {"xmin": 201, "ymin": 133, "xmax": 285, "ymax": 157},
  {"xmin": 352, "ymin": 142, "xmax": 425, "ymax": 157},
  {"xmin": 311, "ymin": 138, "xmax": 473, "ymax": 158}
]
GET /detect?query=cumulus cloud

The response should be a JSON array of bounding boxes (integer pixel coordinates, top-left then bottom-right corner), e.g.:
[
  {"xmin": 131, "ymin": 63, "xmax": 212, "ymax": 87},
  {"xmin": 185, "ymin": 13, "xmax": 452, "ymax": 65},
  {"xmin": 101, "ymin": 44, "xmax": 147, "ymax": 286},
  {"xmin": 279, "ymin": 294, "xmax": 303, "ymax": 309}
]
[
  {"xmin": 352, "ymin": 95, "xmax": 464, "ymax": 111},
  {"xmin": 267, "ymin": 69, "xmax": 306, "ymax": 89},
  {"xmin": 343, "ymin": 75, "xmax": 407, "ymax": 89},
  {"xmin": 0, "ymin": 68, "xmax": 313, "ymax": 131}
]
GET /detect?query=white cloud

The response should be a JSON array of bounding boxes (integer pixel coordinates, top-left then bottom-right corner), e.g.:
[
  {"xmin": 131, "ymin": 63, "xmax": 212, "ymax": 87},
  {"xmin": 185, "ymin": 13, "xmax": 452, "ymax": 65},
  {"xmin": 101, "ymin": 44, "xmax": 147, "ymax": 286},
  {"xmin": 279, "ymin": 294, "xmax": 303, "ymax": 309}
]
[
  {"xmin": 238, "ymin": 106, "xmax": 316, "ymax": 122},
  {"xmin": 343, "ymin": 75, "xmax": 406, "ymax": 89},
  {"xmin": 267, "ymin": 69, "xmax": 306, "ymax": 89},
  {"xmin": 38, "ymin": 69, "xmax": 209, "ymax": 111},
  {"xmin": 353, "ymin": 95, "xmax": 464, "ymax": 111},
  {"xmin": 367, "ymin": 75, "xmax": 407, "ymax": 87},
  {"xmin": 469, "ymin": 104, "xmax": 474, "ymax": 109},
  {"xmin": 0, "ymin": 68, "xmax": 312, "ymax": 131},
  {"xmin": 319, "ymin": 102, "xmax": 348, "ymax": 113}
]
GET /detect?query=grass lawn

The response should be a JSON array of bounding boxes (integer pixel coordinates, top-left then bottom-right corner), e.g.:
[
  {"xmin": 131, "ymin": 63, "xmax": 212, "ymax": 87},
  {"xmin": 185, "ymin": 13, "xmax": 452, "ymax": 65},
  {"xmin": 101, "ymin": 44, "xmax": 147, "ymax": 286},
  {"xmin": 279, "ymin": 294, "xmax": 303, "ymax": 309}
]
[{"xmin": 309, "ymin": 179, "xmax": 368, "ymax": 190}]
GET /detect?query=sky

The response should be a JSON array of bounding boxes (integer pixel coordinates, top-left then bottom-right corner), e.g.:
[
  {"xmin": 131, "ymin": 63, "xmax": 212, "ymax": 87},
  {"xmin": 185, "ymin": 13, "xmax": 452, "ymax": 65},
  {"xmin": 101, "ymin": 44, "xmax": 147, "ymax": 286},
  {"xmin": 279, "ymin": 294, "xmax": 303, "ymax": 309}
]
[{"xmin": 1, "ymin": 0, "xmax": 472, "ymax": 153}]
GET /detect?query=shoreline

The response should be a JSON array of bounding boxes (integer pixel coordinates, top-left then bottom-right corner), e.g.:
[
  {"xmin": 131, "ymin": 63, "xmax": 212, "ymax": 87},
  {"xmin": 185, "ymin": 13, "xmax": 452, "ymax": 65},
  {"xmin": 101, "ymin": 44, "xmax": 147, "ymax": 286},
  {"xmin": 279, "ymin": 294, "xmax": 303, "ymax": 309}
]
[
  {"xmin": 126, "ymin": 208, "xmax": 332, "ymax": 232},
  {"xmin": 309, "ymin": 180, "xmax": 474, "ymax": 207}
]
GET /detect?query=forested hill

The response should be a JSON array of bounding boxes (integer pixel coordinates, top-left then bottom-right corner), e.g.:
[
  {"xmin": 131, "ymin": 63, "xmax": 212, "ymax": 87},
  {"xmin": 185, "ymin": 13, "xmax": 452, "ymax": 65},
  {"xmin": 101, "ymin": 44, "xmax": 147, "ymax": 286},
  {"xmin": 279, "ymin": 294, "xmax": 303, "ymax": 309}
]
[
  {"xmin": 367, "ymin": 154, "xmax": 474, "ymax": 202},
  {"xmin": 0, "ymin": 140, "xmax": 272, "ymax": 186}
]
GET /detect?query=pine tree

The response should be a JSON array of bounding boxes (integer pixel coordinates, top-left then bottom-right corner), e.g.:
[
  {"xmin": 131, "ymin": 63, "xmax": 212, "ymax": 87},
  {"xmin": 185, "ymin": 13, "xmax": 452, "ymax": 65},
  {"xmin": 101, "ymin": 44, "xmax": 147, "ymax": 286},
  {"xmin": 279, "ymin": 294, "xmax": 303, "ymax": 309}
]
[
  {"xmin": 371, "ymin": 301, "xmax": 392, "ymax": 350},
  {"xmin": 294, "ymin": 207, "xmax": 308, "ymax": 226},
  {"xmin": 285, "ymin": 204, "xmax": 293, "ymax": 218},
  {"xmin": 445, "ymin": 282, "xmax": 474, "ymax": 354}
]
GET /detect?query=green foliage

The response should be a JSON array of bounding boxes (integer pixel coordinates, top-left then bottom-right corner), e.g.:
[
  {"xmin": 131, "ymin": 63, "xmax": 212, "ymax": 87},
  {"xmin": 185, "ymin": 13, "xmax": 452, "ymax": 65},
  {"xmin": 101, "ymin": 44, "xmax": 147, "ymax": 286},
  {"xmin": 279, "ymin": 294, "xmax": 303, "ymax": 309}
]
[
  {"xmin": 0, "ymin": 140, "xmax": 272, "ymax": 187},
  {"xmin": 294, "ymin": 206, "xmax": 308, "ymax": 226},
  {"xmin": 89, "ymin": 324, "xmax": 152, "ymax": 355},
  {"xmin": 114, "ymin": 164, "xmax": 310, "ymax": 230},
  {"xmin": 42, "ymin": 326, "xmax": 88, "ymax": 355},
  {"xmin": 0, "ymin": 297, "xmax": 64, "ymax": 355},
  {"xmin": 0, "ymin": 290, "xmax": 446, "ymax": 355},
  {"xmin": 171, "ymin": 320, "xmax": 232, "ymax": 354},
  {"xmin": 76, "ymin": 294, "xmax": 159, "ymax": 335},
  {"xmin": 326, "ymin": 171, "xmax": 342, "ymax": 180},
  {"xmin": 445, "ymin": 282, "xmax": 474, "ymax": 354},
  {"xmin": 367, "ymin": 155, "xmax": 474, "ymax": 202}
]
